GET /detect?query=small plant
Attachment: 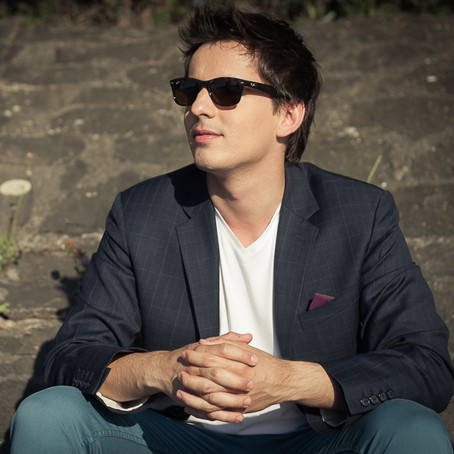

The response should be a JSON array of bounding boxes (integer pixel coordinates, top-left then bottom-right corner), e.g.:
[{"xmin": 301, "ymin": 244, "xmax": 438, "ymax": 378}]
[
  {"xmin": 64, "ymin": 239, "xmax": 91, "ymax": 285},
  {"xmin": 0, "ymin": 233, "xmax": 22, "ymax": 270},
  {"xmin": 0, "ymin": 186, "xmax": 26, "ymax": 271},
  {"xmin": 0, "ymin": 302, "xmax": 10, "ymax": 316},
  {"xmin": 304, "ymin": 0, "xmax": 337, "ymax": 22}
]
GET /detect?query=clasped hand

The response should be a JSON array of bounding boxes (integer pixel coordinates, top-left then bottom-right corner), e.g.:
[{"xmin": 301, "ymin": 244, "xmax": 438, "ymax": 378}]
[{"xmin": 175, "ymin": 332, "xmax": 289, "ymax": 423}]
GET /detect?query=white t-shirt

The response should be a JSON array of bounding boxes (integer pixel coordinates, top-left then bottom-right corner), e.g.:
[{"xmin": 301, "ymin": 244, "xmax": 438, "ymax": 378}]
[
  {"xmin": 186, "ymin": 206, "xmax": 309, "ymax": 435},
  {"xmin": 98, "ymin": 205, "xmax": 324, "ymax": 433}
]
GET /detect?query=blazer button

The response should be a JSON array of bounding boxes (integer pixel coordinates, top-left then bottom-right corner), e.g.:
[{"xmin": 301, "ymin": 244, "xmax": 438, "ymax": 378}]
[
  {"xmin": 360, "ymin": 397, "xmax": 370, "ymax": 407},
  {"xmin": 387, "ymin": 389, "xmax": 395, "ymax": 399},
  {"xmin": 378, "ymin": 392, "xmax": 387, "ymax": 402},
  {"xmin": 370, "ymin": 394, "xmax": 379, "ymax": 405}
]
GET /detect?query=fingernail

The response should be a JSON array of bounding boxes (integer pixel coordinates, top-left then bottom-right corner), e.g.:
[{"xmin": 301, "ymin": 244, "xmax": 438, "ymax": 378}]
[
  {"xmin": 251, "ymin": 355, "xmax": 258, "ymax": 364},
  {"xmin": 243, "ymin": 397, "xmax": 251, "ymax": 407},
  {"xmin": 235, "ymin": 415, "xmax": 243, "ymax": 423},
  {"xmin": 246, "ymin": 380, "xmax": 253, "ymax": 391},
  {"xmin": 181, "ymin": 351, "xmax": 187, "ymax": 360}
]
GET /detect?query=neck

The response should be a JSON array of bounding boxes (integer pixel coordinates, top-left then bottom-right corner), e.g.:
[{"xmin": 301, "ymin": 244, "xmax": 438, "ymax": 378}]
[{"xmin": 207, "ymin": 165, "xmax": 285, "ymax": 247}]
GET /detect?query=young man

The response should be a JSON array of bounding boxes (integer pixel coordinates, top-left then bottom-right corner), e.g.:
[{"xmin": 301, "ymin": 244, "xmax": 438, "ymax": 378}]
[{"xmin": 10, "ymin": 6, "xmax": 454, "ymax": 453}]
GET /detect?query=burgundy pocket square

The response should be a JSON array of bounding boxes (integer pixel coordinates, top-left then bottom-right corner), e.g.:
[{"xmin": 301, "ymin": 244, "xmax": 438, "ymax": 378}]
[{"xmin": 308, "ymin": 293, "xmax": 335, "ymax": 311}]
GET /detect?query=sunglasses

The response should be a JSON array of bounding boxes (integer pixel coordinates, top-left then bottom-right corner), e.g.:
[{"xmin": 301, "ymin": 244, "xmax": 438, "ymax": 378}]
[{"xmin": 170, "ymin": 77, "xmax": 282, "ymax": 107}]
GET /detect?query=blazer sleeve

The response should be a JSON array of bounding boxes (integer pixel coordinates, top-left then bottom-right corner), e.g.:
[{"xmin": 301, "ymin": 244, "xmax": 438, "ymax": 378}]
[
  {"xmin": 44, "ymin": 192, "xmax": 145, "ymax": 395},
  {"xmin": 321, "ymin": 190, "xmax": 454, "ymax": 417}
]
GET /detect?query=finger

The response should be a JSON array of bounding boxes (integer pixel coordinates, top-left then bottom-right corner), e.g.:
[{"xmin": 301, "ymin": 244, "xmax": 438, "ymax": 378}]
[
  {"xmin": 184, "ymin": 406, "xmax": 245, "ymax": 424},
  {"xmin": 176, "ymin": 389, "xmax": 219, "ymax": 413},
  {"xmin": 205, "ymin": 409, "xmax": 245, "ymax": 423},
  {"xmin": 178, "ymin": 371, "xmax": 227, "ymax": 394},
  {"xmin": 182, "ymin": 367, "xmax": 253, "ymax": 392},
  {"xmin": 184, "ymin": 343, "xmax": 258, "ymax": 367},
  {"xmin": 176, "ymin": 389, "xmax": 251, "ymax": 413},
  {"xmin": 180, "ymin": 369, "xmax": 252, "ymax": 394},
  {"xmin": 200, "ymin": 332, "xmax": 252, "ymax": 344}
]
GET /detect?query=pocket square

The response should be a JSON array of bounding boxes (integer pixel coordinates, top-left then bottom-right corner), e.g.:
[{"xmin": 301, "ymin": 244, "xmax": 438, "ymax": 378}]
[{"xmin": 308, "ymin": 293, "xmax": 335, "ymax": 311}]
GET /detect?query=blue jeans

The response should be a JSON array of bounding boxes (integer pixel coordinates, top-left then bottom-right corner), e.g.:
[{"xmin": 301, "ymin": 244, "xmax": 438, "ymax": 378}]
[{"xmin": 10, "ymin": 386, "xmax": 452, "ymax": 453}]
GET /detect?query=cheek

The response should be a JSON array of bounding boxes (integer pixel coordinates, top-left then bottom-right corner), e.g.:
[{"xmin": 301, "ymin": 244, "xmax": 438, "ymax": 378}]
[
  {"xmin": 242, "ymin": 115, "xmax": 279, "ymax": 145},
  {"xmin": 184, "ymin": 114, "xmax": 195, "ymax": 141},
  {"xmin": 183, "ymin": 110, "xmax": 191, "ymax": 130}
]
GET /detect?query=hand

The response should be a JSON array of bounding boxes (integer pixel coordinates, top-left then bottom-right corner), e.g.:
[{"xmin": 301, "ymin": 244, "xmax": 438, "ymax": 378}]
[
  {"xmin": 175, "ymin": 332, "xmax": 256, "ymax": 422},
  {"xmin": 101, "ymin": 332, "xmax": 344, "ymax": 422},
  {"xmin": 176, "ymin": 333, "xmax": 292, "ymax": 422},
  {"xmin": 98, "ymin": 332, "xmax": 254, "ymax": 409}
]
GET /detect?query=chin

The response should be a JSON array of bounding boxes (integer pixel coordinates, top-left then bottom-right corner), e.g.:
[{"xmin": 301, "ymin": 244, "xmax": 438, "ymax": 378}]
[
  {"xmin": 193, "ymin": 160, "xmax": 217, "ymax": 173},
  {"xmin": 192, "ymin": 150, "xmax": 218, "ymax": 171}
]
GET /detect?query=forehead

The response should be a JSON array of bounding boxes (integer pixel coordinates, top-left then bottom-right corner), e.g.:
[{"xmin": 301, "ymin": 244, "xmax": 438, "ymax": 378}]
[{"xmin": 187, "ymin": 41, "xmax": 260, "ymax": 80}]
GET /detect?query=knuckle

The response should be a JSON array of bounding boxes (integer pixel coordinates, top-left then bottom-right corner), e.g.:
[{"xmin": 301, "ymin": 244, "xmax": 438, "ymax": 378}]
[
  {"xmin": 203, "ymin": 402, "xmax": 216, "ymax": 412},
  {"xmin": 210, "ymin": 368, "xmax": 221, "ymax": 380},
  {"xmin": 231, "ymin": 363, "xmax": 245, "ymax": 374},
  {"xmin": 187, "ymin": 366, "xmax": 199, "ymax": 375},
  {"xmin": 219, "ymin": 343, "xmax": 229, "ymax": 355},
  {"xmin": 201, "ymin": 381, "xmax": 212, "ymax": 394},
  {"xmin": 207, "ymin": 412, "xmax": 217, "ymax": 421},
  {"xmin": 203, "ymin": 356, "xmax": 216, "ymax": 367}
]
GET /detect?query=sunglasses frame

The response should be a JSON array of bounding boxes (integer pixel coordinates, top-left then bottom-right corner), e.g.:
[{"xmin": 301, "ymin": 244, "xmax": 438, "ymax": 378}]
[{"xmin": 170, "ymin": 77, "xmax": 282, "ymax": 107}]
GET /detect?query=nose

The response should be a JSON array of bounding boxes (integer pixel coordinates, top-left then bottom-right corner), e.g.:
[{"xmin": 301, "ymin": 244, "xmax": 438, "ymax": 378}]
[{"xmin": 189, "ymin": 87, "xmax": 216, "ymax": 117}]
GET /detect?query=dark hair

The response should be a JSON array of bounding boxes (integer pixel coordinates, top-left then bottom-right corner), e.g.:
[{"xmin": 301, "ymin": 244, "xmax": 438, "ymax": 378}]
[{"xmin": 178, "ymin": 6, "xmax": 322, "ymax": 165}]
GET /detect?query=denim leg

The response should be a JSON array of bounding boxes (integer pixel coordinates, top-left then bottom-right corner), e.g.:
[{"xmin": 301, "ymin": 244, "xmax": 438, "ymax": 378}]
[
  {"xmin": 322, "ymin": 399, "xmax": 453, "ymax": 454},
  {"xmin": 9, "ymin": 386, "xmax": 223, "ymax": 454},
  {"xmin": 10, "ymin": 390, "xmax": 452, "ymax": 454}
]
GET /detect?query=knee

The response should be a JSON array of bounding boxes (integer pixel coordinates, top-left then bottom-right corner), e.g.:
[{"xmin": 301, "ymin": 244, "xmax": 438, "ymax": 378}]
[
  {"xmin": 363, "ymin": 399, "xmax": 452, "ymax": 453},
  {"xmin": 11, "ymin": 386, "xmax": 88, "ymax": 440},
  {"xmin": 372, "ymin": 399, "xmax": 445, "ymax": 431}
]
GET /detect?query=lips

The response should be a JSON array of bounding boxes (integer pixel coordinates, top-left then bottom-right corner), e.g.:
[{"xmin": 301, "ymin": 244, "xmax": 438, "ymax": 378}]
[{"xmin": 192, "ymin": 128, "xmax": 222, "ymax": 142}]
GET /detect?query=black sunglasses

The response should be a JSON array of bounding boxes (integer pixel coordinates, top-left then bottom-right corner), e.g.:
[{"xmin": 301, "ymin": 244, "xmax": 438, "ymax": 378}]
[{"xmin": 170, "ymin": 77, "xmax": 282, "ymax": 107}]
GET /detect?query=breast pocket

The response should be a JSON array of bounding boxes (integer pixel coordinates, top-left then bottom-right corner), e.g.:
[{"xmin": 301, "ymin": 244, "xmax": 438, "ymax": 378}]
[{"xmin": 293, "ymin": 291, "xmax": 360, "ymax": 362}]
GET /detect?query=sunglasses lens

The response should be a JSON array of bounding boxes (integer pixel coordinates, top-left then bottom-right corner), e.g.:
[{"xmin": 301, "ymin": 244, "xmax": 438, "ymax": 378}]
[
  {"xmin": 173, "ymin": 79, "xmax": 199, "ymax": 106},
  {"xmin": 210, "ymin": 78, "xmax": 242, "ymax": 106},
  {"xmin": 171, "ymin": 78, "xmax": 243, "ymax": 106}
]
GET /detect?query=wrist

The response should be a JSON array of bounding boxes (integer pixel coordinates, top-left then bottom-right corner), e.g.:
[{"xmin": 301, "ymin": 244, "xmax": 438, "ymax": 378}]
[
  {"xmin": 101, "ymin": 350, "xmax": 174, "ymax": 402},
  {"xmin": 141, "ymin": 350, "xmax": 180, "ymax": 396},
  {"xmin": 281, "ymin": 361, "xmax": 345, "ymax": 410}
]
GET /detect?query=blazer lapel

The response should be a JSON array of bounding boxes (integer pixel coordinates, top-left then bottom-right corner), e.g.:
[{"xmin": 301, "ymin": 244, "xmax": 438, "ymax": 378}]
[
  {"xmin": 173, "ymin": 164, "xmax": 319, "ymax": 347},
  {"xmin": 274, "ymin": 165, "xmax": 319, "ymax": 359},
  {"xmin": 176, "ymin": 173, "xmax": 220, "ymax": 340}
]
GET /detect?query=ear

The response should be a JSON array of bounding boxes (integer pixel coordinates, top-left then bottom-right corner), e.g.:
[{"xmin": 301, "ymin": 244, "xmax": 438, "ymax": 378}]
[{"xmin": 277, "ymin": 101, "xmax": 305, "ymax": 139}]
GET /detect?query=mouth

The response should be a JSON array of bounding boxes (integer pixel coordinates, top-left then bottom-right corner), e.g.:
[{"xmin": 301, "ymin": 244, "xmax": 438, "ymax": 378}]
[{"xmin": 191, "ymin": 128, "xmax": 222, "ymax": 143}]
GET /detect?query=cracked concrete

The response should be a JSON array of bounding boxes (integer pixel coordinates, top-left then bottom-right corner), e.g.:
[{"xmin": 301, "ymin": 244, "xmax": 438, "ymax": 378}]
[{"xmin": 0, "ymin": 13, "xmax": 453, "ymax": 451}]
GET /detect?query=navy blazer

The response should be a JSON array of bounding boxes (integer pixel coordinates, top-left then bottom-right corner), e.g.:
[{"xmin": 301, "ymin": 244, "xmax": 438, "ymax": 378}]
[{"xmin": 45, "ymin": 163, "xmax": 454, "ymax": 432}]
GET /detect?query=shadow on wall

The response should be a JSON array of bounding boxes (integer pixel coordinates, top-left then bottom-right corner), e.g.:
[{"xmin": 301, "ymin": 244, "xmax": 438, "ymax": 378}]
[{"xmin": 0, "ymin": 275, "xmax": 80, "ymax": 453}]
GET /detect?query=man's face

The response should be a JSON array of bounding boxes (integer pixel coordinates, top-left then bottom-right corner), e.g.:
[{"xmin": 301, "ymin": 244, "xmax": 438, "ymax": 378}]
[{"xmin": 183, "ymin": 41, "xmax": 286, "ymax": 178}]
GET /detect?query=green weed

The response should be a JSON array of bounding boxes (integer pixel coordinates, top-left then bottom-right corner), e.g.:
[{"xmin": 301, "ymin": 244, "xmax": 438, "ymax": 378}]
[
  {"xmin": 0, "ymin": 233, "xmax": 22, "ymax": 271},
  {"xmin": 2, "ymin": 0, "xmax": 453, "ymax": 24},
  {"xmin": 0, "ymin": 302, "xmax": 10, "ymax": 316},
  {"xmin": 64, "ymin": 239, "xmax": 91, "ymax": 286},
  {"xmin": 0, "ymin": 185, "xmax": 26, "ymax": 270}
]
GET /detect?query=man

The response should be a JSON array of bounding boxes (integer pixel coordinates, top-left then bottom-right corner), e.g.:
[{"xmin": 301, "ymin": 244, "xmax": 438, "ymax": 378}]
[{"xmin": 10, "ymin": 6, "xmax": 454, "ymax": 453}]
